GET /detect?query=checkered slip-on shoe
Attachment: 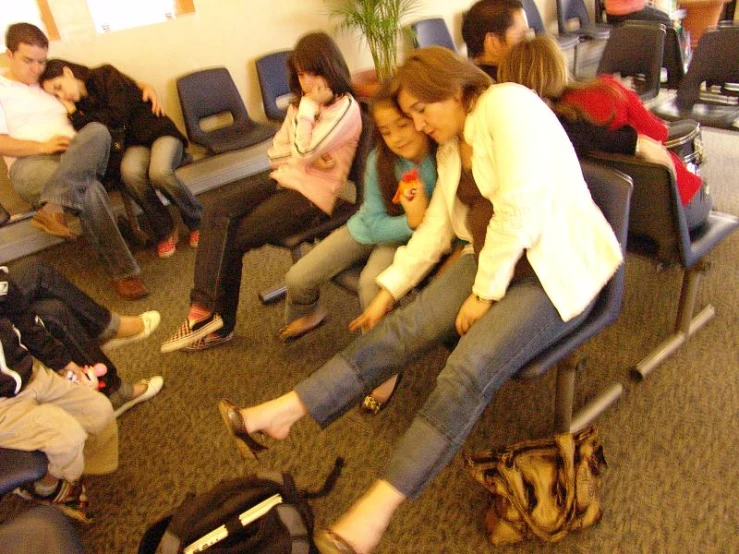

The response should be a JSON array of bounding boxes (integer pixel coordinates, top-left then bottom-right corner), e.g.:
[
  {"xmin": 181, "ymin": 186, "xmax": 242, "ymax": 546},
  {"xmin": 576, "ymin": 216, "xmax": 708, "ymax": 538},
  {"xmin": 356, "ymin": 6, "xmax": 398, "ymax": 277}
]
[
  {"xmin": 181, "ymin": 330, "xmax": 234, "ymax": 352},
  {"xmin": 160, "ymin": 313, "xmax": 223, "ymax": 353}
]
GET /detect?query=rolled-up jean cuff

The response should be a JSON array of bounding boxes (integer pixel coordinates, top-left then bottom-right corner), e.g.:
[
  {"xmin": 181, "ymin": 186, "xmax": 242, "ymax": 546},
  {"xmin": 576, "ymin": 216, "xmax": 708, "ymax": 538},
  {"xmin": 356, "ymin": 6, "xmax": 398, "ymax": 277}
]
[
  {"xmin": 294, "ymin": 354, "xmax": 366, "ymax": 428},
  {"xmin": 40, "ymin": 192, "xmax": 82, "ymax": 212},
  {"xmin": 98, "ymin": 313, "xmax": 120, "ymax": 343},
  {"xmin": 381, "ymin": 416, "xmax": 456, "ymax": 500}
]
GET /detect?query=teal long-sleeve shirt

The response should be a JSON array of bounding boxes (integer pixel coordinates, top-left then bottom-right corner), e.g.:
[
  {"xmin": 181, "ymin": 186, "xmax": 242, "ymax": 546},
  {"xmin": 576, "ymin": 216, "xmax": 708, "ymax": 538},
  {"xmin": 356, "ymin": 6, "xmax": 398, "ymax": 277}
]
[{"xmin": 346, "ymin": 149, "xmax": 437, "ymax": 245}]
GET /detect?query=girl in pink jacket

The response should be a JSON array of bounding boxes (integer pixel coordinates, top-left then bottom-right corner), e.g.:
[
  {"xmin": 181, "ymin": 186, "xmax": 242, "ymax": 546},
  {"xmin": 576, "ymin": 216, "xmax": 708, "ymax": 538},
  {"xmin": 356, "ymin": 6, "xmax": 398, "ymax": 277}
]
[{"xmin": 161, "ymin": 32, "xmax": 362, "ymax": 353}]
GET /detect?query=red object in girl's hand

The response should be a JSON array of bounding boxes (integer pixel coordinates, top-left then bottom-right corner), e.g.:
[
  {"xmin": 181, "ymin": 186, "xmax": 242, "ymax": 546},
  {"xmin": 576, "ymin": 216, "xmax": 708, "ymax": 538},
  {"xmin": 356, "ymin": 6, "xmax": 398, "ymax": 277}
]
[{"xmin": 392, "ymin": 168, "xmax": 421, "ymax": 204}]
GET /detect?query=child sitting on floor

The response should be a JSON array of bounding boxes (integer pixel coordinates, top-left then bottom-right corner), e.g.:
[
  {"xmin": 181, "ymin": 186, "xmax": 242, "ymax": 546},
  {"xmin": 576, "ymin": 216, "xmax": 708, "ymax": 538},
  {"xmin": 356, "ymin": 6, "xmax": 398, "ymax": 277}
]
[{"xmin": 0, "ymin": 312, "xmax": 118, "ymax": 522}]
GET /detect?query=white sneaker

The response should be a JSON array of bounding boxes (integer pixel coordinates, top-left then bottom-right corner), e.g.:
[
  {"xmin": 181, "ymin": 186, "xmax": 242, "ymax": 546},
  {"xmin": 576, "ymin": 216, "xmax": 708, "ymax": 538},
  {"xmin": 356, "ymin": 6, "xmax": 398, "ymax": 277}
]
[
  {"xmin": 102, "ymin": 311, "xmax": 160, "ymax": 352},
  {"xmin": 113, "ymin": 376, "xmax": 164, "ymax": 418}
]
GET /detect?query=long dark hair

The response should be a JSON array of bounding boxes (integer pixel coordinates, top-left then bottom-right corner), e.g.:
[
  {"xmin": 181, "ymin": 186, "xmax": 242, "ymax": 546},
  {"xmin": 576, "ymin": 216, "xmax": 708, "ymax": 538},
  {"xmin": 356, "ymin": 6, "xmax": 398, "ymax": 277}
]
[
  {"xmin": 371, "ymin": 77, "xmax": 435, "ymax": 217},
  {"xmin": 287, "ymin": 32, "xmax": 354, "ymax": 102},
  {"xmin": 39, "ymin": 58, "xmax": 91, "ymax": 85}
]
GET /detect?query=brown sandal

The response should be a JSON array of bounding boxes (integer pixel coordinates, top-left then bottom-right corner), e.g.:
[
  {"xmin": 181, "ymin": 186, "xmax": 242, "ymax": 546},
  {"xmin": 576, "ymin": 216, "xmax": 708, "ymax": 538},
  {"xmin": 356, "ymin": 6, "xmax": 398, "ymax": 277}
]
[
  {"xmin": 218, "ymin": 399, "xmax": 268, "ymax": 460},
  {"xmin": 314, "ymin": 529, "xmax": 358, "ymax": 554}
]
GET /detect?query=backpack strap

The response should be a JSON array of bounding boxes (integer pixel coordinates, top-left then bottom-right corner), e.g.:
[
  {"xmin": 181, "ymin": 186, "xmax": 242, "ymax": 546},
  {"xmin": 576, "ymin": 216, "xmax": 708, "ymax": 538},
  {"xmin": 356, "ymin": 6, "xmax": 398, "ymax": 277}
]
[
  {"xmin": 137, "ymin": 514, "xmax": 174, "ymax": 554},
  {"xmin": 302, "ymin": 457, "xmax": 344, "ymax": 500}
]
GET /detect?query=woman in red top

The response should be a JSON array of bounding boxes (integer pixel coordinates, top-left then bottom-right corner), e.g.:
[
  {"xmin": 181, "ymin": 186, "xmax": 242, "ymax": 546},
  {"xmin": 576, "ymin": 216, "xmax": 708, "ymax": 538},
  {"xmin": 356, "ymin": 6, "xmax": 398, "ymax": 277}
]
[{"xmin": 498, "ymin": 35, "xmax": 712, "ymax": 230}]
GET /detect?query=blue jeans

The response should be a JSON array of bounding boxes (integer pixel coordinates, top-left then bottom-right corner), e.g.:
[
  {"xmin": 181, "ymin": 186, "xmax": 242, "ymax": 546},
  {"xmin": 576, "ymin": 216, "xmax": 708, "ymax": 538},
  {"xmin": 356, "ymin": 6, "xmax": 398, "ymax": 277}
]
[
  {"xmin": 295, "ymin": 254, "xmax": 592, "ymax": 499},
  {"xmin": 9, "ymin": 123, "xmax": 140, "ymax": 280},
  {"xmin": 0, "ymin": 505, "xmax": 84, "ymax": 554},
  {"xmin": 191, "ymin": 173, "xmax": 325, "ymax": 335},
  {"xmin": 284, "ymin": 225, "xmax": 399, "ymax": 323},
  {"xmin": 10, "ymin": 260, "xmax": 123, "ymax": 396},
  {"xmin": 120, "ymin": 136, "xmax": 202, "ymax": 241}
]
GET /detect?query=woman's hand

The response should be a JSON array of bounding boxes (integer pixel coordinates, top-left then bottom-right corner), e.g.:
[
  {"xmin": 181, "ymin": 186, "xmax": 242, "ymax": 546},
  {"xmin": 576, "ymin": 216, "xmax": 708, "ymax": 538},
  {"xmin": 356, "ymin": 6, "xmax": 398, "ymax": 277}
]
[
  {"xmin": 305, "ymin": 77, "xmax": 335, "ymax": 105},
  {"xmin": 399, "ymin": 184, "xmax": 429, "ymax": 229},
  {"xmin": 60, "ymin": 99, "xmax": 77, "ymax": 114},
  {"xmin": 455, "ymin": 294, "xmax": 493, "ymax": 336},
  {"xmin": 139, "ymin": 82, "xmax": 164, "ymax": 116},
  {"xmin": 636, "ymin": 135, "xmax": 676, "ymax": 177},
  {"xmin": 349, "ymin": 289, "xmax": 396, "ymax": 333}
]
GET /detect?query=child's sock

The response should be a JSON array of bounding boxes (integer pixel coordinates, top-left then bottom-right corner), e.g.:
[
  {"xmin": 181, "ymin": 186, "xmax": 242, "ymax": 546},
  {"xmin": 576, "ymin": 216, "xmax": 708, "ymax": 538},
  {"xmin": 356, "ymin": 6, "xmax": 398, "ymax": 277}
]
[{"xmin": 187, "ymin": 304, "xmax": 212, "ymax": 326}]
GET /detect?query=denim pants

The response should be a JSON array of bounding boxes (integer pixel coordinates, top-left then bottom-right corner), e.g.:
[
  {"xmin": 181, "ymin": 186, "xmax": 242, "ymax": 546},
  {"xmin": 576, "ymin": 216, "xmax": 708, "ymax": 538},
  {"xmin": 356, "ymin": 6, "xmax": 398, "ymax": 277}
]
[
  {"xmin": 9, "ymin": 123, "xmax": 140, "ymax": 279},
  {"xmin": 295, "ymin": 254, "xmax": 592, "ymax": 499},
  {"xmin": 191, "ymin": 173, "xmax": 326, "ymax": 335},
  {"xmin": 284, "ymin": 225, "xmax": 399, "ymax": 323},
  {"xmin": 120, "ymin": 136, "xmax": 202, "ymax": 241},
  {"xmin": 11, "ymin": 260, "xmax": 122, "ymax": 396}
]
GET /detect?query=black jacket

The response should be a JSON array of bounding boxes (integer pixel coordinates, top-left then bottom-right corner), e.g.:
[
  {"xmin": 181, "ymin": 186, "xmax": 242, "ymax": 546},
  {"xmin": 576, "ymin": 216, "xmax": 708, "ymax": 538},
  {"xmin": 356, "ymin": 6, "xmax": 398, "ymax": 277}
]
[
  {"xmin": 69, "ymin": 64, "xmax": 187, "ymax": 148},
  {"xmin": 0, "ymin": 269, "xmax": 72, "ymax": 398}
]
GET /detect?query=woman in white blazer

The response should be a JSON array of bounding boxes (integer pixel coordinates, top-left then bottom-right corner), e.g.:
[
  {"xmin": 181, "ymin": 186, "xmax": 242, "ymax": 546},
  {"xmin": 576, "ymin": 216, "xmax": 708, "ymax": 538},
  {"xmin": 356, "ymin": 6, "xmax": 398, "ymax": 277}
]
[{"xmin": 218, "ymin": 47, "xmax": 623, "ymax": 554}]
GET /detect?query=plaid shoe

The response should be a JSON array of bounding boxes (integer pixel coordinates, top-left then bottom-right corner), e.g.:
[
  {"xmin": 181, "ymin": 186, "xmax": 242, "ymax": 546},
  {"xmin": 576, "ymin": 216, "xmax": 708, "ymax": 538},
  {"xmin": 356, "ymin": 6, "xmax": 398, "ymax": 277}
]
[
  {"xmin": 15, "ymin": 479, "xmax": 92, "ymax": 524},
  {"xmin": 157, "ymin": 233, "xmax": 177, "ymax": 258},
  {"xmin": 181, "ymin": 330, "xmax": 234, "ymax": 352},
  {"xmin": 189, "ymin": 229, "xmax": 200, "ymax": 248},
  {"xmin": 160, "ymin": 313, "xmax": 223, "ymax": 353}
]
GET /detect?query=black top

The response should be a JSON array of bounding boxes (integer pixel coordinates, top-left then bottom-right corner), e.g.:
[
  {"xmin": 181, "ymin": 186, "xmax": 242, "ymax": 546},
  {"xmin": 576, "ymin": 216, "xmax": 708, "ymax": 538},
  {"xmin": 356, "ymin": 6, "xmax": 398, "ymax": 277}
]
[
  {"xmin": 476, "ymin": 63, "xmax": 638, "ymax": 157},
  {"xmin": 0, "ymin": 268, "xmax": 74, "ymax": 397},
  {"xmin": 69, "ymin": 64, "xmax": 187, "ymax": 148}
]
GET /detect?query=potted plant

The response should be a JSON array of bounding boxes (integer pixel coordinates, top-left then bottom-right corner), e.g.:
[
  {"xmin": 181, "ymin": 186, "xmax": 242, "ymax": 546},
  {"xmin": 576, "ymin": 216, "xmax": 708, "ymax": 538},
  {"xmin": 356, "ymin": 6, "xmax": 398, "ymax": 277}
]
[{"xmin": 325, "ymin": 0, "xmax": 423, "ymax": 84}]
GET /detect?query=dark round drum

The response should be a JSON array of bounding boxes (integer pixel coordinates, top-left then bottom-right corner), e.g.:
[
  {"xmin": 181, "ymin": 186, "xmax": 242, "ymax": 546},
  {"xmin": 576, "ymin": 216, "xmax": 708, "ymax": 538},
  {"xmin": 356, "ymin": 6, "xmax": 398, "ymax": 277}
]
[{"xmin": 665, "ymin": 119, "xmax": 704, "ymax": 176}]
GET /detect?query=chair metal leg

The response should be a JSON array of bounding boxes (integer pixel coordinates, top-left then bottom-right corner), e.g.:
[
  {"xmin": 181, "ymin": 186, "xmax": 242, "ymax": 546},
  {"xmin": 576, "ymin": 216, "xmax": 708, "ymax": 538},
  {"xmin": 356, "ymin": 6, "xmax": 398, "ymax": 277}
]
[
  {"xmin": 258, "ymin": 245, "xmax": 304, "ymax": 305},
  {"xmin": 554, "ymin": 354, "xmax": 578, "ymax": 433},
  {"xmin": 572, "ymin": 43, "xmax": 580, "ymax": 78},
  {"xmin": 259, "ymin": 285, "xmax": 287, "ymax": 304},
  {"xmin": 570, "ymin": 383, "xmax": 624, "ymax": 434},
  {"xmin": 555, "ymin": 354, "xmax": 624, "ymax": 434},
  {"xmin": 631, "ymin": 264, "xmax": 715, "ymax": 381}
]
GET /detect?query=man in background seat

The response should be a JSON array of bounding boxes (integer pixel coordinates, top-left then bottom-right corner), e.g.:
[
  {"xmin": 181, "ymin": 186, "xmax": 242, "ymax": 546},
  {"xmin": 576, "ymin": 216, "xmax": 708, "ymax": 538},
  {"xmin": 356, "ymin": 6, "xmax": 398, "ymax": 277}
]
[
  {"xmin": 0, "ymin": 23, "xmax": 150, "ymax": 299},
  {"xmin": 462, "ymin": 0, "xmax": 643, "ymax": 158}
]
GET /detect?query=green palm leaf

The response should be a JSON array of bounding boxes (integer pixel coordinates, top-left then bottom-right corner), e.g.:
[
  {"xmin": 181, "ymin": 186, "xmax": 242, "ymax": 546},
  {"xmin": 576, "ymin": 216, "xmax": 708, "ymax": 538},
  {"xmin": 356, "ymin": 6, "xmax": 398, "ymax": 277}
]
[{"xmin": 325, "ymin": 0, "xmax": 423, "ymax": 80}]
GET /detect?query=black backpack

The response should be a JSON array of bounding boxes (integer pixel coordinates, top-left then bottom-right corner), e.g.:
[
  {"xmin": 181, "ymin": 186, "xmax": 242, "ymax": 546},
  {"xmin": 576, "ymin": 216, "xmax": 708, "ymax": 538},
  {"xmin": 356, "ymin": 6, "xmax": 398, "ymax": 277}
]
[{"xmin": 138, "ymin": 458, "xmax": 343, "ymax": 554}]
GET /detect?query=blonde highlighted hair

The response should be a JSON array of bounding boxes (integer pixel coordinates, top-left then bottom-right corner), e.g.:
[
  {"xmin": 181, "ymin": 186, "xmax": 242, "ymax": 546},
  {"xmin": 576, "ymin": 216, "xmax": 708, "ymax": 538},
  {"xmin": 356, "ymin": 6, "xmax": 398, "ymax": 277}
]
[
  {"xmin": 497, "ymin": 35, "xmax": 569, "ymax": 99},
  {"xmin": 498, "ymin": 35, "xmax": 626, "ymax": 126}
]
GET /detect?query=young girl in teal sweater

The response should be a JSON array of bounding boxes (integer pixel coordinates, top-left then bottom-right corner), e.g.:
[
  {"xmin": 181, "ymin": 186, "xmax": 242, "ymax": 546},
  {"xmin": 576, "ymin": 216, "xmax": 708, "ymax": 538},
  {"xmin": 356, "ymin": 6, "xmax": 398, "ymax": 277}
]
[{"xmin": 281, "ymin": 78, "xmax": 437, "ymax": 411}]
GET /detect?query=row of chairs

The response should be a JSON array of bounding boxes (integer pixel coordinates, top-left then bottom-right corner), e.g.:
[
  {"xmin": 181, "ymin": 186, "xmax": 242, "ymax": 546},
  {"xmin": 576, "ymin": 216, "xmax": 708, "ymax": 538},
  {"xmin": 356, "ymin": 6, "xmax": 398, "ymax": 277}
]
[
  {"xmin": 597, "ymin": 22, "xmax": 739, "ymax": 129},
  {"xmin": 413, "ymin": 0, "xmax": 612, "ymax": 76}
]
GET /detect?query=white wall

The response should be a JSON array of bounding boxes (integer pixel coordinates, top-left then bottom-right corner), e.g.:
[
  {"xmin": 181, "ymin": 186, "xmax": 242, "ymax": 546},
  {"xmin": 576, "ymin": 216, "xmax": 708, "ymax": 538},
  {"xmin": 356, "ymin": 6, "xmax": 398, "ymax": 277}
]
[{"xmin": 11, "ymin": 0, "xmax": 553, "ymax": 131}]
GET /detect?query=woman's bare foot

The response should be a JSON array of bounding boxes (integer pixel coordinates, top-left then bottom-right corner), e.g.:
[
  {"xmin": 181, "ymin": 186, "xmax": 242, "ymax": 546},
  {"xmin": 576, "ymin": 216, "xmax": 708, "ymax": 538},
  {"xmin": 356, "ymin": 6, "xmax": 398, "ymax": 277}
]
[
  {"xmin": 328, "ymin": 480, "xmax": 406, "ymax": 554},
  {"xmin": 116, "ymin": 315, "xmax": 145, "ymax": 338},
  {"xmin": 102, "ymin": 311, "xmax": 160, "ymax": 352},
  {"xmin": 239, "ymin": 392, "xmax": 307, "ymax": 441}
]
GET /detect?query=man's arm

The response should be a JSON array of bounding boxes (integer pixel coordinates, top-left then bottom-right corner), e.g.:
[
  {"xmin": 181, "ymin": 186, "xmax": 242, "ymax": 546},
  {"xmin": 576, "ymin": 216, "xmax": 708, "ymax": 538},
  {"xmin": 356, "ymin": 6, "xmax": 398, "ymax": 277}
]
[{"xmin": 0, "ymin": 134, "xmax": 70, "ymax": 158}]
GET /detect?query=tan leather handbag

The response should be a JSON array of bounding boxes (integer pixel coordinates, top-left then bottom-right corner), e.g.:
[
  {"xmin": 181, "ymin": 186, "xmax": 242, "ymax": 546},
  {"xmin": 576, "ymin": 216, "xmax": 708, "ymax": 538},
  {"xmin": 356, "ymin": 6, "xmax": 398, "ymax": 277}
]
[{"xmin": 464, "ymin": 425, "xmax": 607, "ymax": 545}]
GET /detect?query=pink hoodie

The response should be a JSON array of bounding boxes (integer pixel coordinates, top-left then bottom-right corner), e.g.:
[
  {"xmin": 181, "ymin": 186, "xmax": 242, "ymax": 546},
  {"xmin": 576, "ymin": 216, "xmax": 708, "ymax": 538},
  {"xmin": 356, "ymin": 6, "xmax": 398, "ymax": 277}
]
[{"xmin": 268, "ymin": 94, "xmax": 362, "ymax": 215}]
